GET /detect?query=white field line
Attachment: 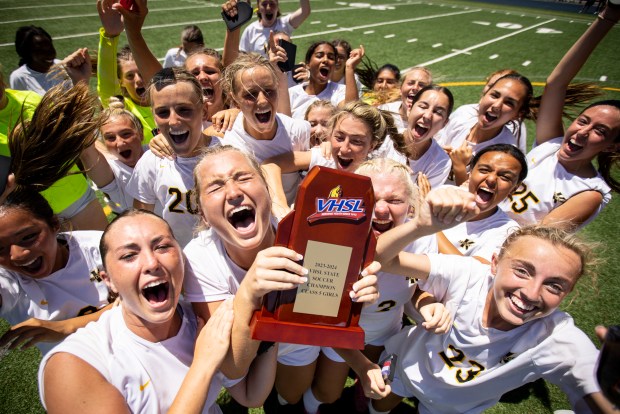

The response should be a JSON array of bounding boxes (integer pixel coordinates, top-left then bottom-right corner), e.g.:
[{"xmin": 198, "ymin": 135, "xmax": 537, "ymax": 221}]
[
  {"xmin": 0, "ymin": 0, "xmax": 305, "ymax": 10},
  {"xmin": 291, "ymin": 8, "xmax": 479, "ymax": 40},
  {"xmin": 0, "ymin": 0, "xmax": 378, "ymax": 24},
  {"xmin": 403, "ymin": 18, "xmax": 555, "ymax": 70},
  {"xmin": 0, "ymin": 1, "xmax": 424, "ymax": 47}
]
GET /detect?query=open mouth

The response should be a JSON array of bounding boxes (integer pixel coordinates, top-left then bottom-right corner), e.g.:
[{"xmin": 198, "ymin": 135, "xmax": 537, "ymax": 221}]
[
  {"xmin": 203, "ymin": 87, "xmax": 214, "ymax": 100},
  {"xmin": 18, "ymin": 256, "xmax": 43, "ymax": 274},
  {"xmin": 372, "ymin": 219, "xmax": 393, "ymax": 234},
  {"xmin": 265, "ymin": 13, "xmax": 274, "ymax": 21},
  {"xmin": 412, "ymin": 123, "xmax": 429, "ymax": 139},
  {"xmin": 119, "ymin": 149, "xmax": 132, "ymax": 159},
  {"xmin": 406, "ymin": 92, "xmax": 416, "ymax": 108},
  {"xmin": 336, "ymin": 155, "xmax": 353, "ymax": 169},
  {"xmin": 483, "ymin": 112, "xmax": 498, "ymax": 124},
  {"xmin": 319, "ymin": 67, "xmax": 330, "ymax": 78},
  {"xmin": 169, "ymin": 130, "xmax": 189, "ymax": 144},
  {"xmin": 475, "ymin": 187, "xmax": 494, "ymax": 205},
  {"xmin": 255, "ymin": 109, "xmax": 272, "ymax": 124},
  {"xmin": 136, "ymin": 87, "xmax": 146, "ymax": 98},
  {"xmin": 142, "ymin": 280, "xmax": 170, "ymax": 305},
  {"xmin": 228, "ymin": 205, "xmax": 256, "ymax": 232},
  {"xmin": 508, "ymin": 293, "xmax": 536, "ymax": 314},
  {"xmin": 566, "ymin": 138, "xmax": 584, "ymax": 152}
]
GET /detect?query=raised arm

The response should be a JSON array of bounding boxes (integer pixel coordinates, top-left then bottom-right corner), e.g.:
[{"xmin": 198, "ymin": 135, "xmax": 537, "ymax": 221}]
[
  {"xmin": 114, "ymin": 0, "xmax": 163, "ymax": 84},
  {"xmin": 80, "ymin": 142, "xmax": 115, "ymax": 189},
  {"xmin": 288, "ymin": 0, "xmax": 311, "ymax": 29},
  {"xmin": 266, "ymin": 32, "xmax": 292, "ymax": 116},
  {"xmin": 536, "ymin": 4, "xmax": 619, "ymax": 145},
  {"xmin": 376, "ymin": 187, "xmax": 479, "ymax": 278},
  {"xmin": 344, "ymin": 45, "xmax": 364, "ymax": 103},
  {"xmin": 96, "ymin": 0, "xmax": 124, "ymax": 103},
  {"xmin": 222, "ymin": 0, "xmax": 242, "ymax": 67},
  {"xmin": 168, "ymin": 300, "xmax": 234, "ymax": 414}
]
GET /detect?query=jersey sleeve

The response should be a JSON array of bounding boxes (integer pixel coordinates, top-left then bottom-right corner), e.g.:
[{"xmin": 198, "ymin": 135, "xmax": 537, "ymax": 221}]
[
  {"xmin": 97, "ymin": 27, "xmax": 123, "ymax": 106},
  {"xmin": 126, "ymin": 151, "xmax": 159, "ymax": 205},
  {"xmin": 0, "ymin": 272, "xmax": 22, "ymax": 319},
  {"xmin": 534, "ymin": 316, "xmax": 601, "ymax": 407},
  {"xmin": 183, "ymin": 240, "xmax": 236, "ymax": 303}
]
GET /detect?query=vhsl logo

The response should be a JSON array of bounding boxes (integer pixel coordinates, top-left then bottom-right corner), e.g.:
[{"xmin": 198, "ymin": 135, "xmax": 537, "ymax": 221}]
[{"xmin": 308, "ymin": 185, "xmax": 366, "ymax": 223}]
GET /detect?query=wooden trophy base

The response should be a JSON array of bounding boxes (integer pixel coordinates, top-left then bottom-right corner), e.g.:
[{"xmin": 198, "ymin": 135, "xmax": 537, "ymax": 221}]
[{"xmin": 250, "ymin": 311, "xmax": 365, "ymax": 349}]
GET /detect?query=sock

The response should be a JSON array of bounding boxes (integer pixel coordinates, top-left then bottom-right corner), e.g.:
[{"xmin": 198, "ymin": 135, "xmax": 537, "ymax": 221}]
[
  {"xmin": 368, "ymin": 401, "xmax": 391, "ymax": 414},
  {"xmin": 277, "ymin": 393, "xmax": 289, "ymax": 406},
  {"xmin": 302, "ymin": 388, "xmax": 322, "ymax": 414}
]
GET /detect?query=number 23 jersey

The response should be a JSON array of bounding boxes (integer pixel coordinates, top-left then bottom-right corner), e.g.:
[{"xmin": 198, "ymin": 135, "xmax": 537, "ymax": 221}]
[{"xmin": 384, "ymin": 254, "xmax": 599, "ymax": 414}]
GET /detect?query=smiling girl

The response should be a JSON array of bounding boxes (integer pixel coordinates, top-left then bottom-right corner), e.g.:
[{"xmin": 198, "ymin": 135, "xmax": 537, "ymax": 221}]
[
  {"xmin": 220, "ymin": 52, "xmax": 310, "ymax": 204},
  {"xmin": 0, "ymin": 84, "xmax": 112, "ymax": 355},
  {"xmin": 501, "ymin": 4, "xmax": 619, "ymax": 230},
  {"xmin": 378, "ymin": 67, "xmax": 433, "ymax": 132},
  {"xmin": 438, "ymin": 144, "xmax": 526, "ymax": 263},
  {"xmin": 240, "ymin": 0, "xmax": 311, "ymax": 56},
  {"xmin": 80, "ymin": 99, "xmax": 147, "ymax": 214},
  {"xmin": 288, "ymin": 41, "xmax": 362, "ymax": 119},
  {"xmin": 378, "ymin": 85, "xmax": 454, "ymax": 189},
  {"xmin": 262, "ymin": 101, "xmax": 399, "ymax": 212},
  {"xmin": 97, "ymin": 0, "xmax": 155, "ymax": 143},
  {"xmin": 39, "ymin": 210, "xmax": 277, "ymax": 413},
  {"xmin": 365, "ymin": 215, "xmax": 611, "ymax": 413},
  {"xmin": 127, "ymin": 68, "xmax": 219, "ymax": 247},
  {"xmin": 181, "ymin": 145, "xmax": 380, "ymax": 413},
  {"xmin": 436, "ymin": 73, "xmax": 533, "ymax": 185}
]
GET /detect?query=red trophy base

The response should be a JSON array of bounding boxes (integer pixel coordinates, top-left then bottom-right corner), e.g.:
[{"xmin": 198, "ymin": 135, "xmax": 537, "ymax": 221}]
[{"xmin": 250, "ymin": 166, "xmax": 376, "ymax": 350}]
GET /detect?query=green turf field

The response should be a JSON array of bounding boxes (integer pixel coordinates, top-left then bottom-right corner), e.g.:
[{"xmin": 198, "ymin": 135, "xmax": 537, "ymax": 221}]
[{"xmin": 0, "ymin": 0, "xmax": 619, "ymax": 413}]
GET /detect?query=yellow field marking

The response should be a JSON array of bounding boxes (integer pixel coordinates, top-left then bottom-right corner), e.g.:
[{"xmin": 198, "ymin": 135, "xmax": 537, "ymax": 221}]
[{"xmin": 438, "ymin": 81, "xmax": 620, "ymax": 92}]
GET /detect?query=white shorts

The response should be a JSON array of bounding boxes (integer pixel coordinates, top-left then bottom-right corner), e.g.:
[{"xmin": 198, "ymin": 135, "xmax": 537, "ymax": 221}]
[
  {"xmin": 277, "ymin": 343, "xmax": 345, "ymax": 366},
  {"xmin": 57, "ymin": 186, "xmax": 98, "ymax": 219}
]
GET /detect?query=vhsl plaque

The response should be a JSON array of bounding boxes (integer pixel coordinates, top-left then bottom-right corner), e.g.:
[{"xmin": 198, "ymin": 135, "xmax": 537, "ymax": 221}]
[{"xmin": 250, "ymin": 166, "xmax": 376, "ymax": 349}]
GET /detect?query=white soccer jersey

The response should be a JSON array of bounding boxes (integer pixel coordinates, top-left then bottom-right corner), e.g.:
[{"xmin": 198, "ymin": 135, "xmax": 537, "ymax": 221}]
[
  {"xmin": 39, "ymin": 302, "xmax": 238, "ymax": 413},
  {"xmin": 126, "ymin": 138, "xmax": 220, "ymax": 247},
  {"xmin": 436, "ymin": 104, "xmax": 527, "ymax": 154},
  {"xmin": 408, "ymin": 139, "xmax": 452, "ymax": 189},
  {"xmin": 222, "ymin": 113, "xmax": 309, "ymax": 204},
  {"xmin": 361, "ymin": 235, "xmax": 437, "ymax": 346},
  {"xmin": 183, "ymin": 229, "xmax": 247, "ymax": 303},
  {"xmin": 500, "ymin": 137, "xmax": 612, "ymax": 228},
  {"xmin": 372, "ymin": 137, "xmax": 451, "ymax": 189},
  {"xmin": 308, "ymin": 146, "xmax": 336, "ymax": 170},
  {"xmin": 441, "ymin": 209, "xmax": 519, "ymax": 262},
  {"xmin": 288, "ymin": 82, "xmax": 346, "ymax": 120},
  {"xmin": 385, "ymin": 254, "xmax": 600, "ymax": 414},
  {"xmin": 240, "ymin": 15, "xmax": 294, "ymax": 56},
  {"xmin": 0, "ymin": 231, "xmax": 109, "ymax": 354},
  {"xmin": 447, "ymin": 104, "xmax": 528, "ymax": 151}
]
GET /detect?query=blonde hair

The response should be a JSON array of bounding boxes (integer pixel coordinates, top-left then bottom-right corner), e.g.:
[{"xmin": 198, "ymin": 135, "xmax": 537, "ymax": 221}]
[
  {"xmin": 304, "ymin": 100, "xmax": 336, "ymax": 120},
  {"xmin": 355, "ymin": 158, "xmax": 419, "ymax": 212},
  {"xmin": 97, "ymin": 97, "xmax": 144, "ymax": 139},
  {"xmin": 192, "ymin": 145, "xmax": 268, "ymax": 231},
  {"xmin": 402, "ymin": 66, "xmax": 433, "ymax": 85},
  {"xmin": 221, "ymin": 53, "xmax": 279, "ymax": 100},
  {"xmin": 329, "ymin": 101, "xmax": 399, "ymax": 151},
  {"xmin": 498, "ymin": 225, "xmax": 596, "ymax": 285}
]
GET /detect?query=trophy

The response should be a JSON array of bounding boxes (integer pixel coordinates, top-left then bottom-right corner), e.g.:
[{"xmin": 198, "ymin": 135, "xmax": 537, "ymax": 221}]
[{"xmin": 250, "ymin": 166, "xmax": 376, "ymax": 349}]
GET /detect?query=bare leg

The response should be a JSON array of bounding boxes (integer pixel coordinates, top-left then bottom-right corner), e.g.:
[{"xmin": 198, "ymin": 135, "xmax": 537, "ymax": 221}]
[
  {"xmin": 275, "ymin": 360, "xmax": 317, "ymax": 404},
  {"xmin": 310, "ymin": 353, "xmax": 350, "ymax": 404}
]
